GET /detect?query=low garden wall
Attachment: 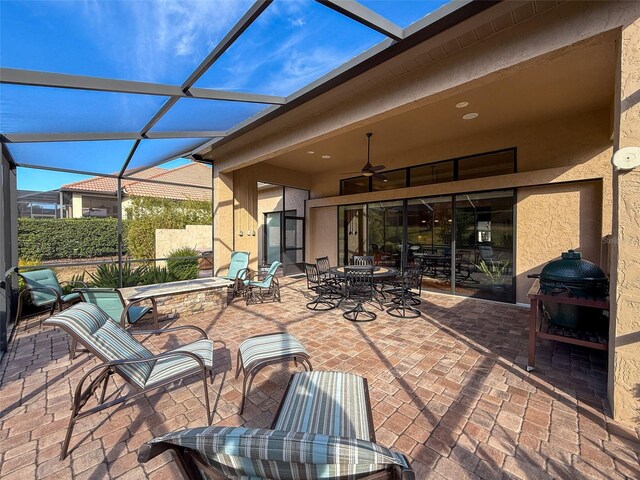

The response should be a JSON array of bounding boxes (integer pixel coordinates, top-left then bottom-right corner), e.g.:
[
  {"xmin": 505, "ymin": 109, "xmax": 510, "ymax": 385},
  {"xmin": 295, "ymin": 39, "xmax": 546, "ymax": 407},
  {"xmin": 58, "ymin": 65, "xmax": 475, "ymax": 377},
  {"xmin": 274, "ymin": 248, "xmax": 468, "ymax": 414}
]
[{"xmin": 120, "ymin": 281, "xmax": 228, "ymax": 322}]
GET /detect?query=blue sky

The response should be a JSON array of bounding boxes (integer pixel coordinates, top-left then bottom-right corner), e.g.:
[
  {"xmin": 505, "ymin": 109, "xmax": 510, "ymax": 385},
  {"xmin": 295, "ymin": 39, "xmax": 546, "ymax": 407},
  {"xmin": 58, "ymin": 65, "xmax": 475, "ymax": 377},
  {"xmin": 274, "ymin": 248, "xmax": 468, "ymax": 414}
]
[{"xmin": 1, "ymin": 0, "xmax": 449, "ymax": 191}]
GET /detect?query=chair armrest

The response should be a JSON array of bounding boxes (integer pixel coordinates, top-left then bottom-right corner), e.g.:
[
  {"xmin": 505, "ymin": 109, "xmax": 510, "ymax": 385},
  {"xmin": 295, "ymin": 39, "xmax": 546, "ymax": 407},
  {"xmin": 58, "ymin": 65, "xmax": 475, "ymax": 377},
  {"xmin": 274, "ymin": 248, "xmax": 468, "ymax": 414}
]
[
  {"xmin": 73, "ymin": 287, "xmax": 116, "ymax": 293},
  {"xmin": 121, "ymin": 296, "xmax": 158, "ymax": 329},
  {"xmin": 130, "ymin": 325, "xmax": 208, "ymax": 339},
  {"xmin": 215, "ymin": 265, "xmax": 230, "ymax": 276},
  {"xmin": 61, "ymin": 280, "xmax": 88, "ymax": 288},
  {"xmin": 22, "ymin": 286, "xmax": 62, "ymax": 302}
]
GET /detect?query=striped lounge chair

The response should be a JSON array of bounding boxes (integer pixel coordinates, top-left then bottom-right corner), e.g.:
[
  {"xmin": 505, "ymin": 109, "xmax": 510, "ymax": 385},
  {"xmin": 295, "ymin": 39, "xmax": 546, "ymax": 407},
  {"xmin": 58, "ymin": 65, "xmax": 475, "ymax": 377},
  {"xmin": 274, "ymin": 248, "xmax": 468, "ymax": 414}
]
[
  {"xmin": 138, "ymin": 371, "xmax": 415, "ymax": 479},
  {"xmin": 43, "ymin": 302, "xmax": 216, "ymax": 460}
]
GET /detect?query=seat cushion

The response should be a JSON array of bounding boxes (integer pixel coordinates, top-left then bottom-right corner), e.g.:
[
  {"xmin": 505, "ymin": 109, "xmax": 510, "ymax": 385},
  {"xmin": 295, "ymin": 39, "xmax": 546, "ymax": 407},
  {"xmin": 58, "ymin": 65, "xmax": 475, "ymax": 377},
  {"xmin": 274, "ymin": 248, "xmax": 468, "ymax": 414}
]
[
  {"xmin": 273, "ymin": 371, "xmax": 372, "ymax": 441},
  {"xmin": 45, "ymin": 303, "xmax": 155, "ymax": 388},
  {"xmin": 126, "ymin": 305, "xmax": 151, "ymax": 324},
  {"xmin": 61, "ymin": 292, "xmax": 81, "ymax": 304},
  {"xmin": 145, "ymin": 339, "xmax": 214, "ymax": 387},
  {"xmin": 141, "ymin": 426, "xmax": 410, "ymax": 480},
  {"xmin": 239, "ymin": 333, "xmax": 308, "ymax": 372}
]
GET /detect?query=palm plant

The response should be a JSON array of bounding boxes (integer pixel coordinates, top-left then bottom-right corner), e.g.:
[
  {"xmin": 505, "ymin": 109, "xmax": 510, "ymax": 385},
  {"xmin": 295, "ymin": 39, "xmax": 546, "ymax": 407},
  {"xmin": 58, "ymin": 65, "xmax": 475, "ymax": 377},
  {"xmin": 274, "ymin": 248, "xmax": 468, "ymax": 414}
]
[{"xmin": 87, "ymin": 261, "xmax": 148, "ymax": 288}]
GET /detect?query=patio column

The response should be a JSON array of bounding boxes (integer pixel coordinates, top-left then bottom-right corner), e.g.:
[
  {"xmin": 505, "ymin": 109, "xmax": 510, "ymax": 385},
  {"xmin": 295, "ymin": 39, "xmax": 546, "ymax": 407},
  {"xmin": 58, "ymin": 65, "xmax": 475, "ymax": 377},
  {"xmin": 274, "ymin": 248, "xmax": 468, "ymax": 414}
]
[
  {"xmin": 213, "ymin": 168, "xmax": 234, "ymax": 274},
  {"xmin": 0, "ymin": 150, "xmax": 18, "ymax": 354},
  {"xmin": 609, "ymin": 20, "xmax": 640, "ymax": 423}
]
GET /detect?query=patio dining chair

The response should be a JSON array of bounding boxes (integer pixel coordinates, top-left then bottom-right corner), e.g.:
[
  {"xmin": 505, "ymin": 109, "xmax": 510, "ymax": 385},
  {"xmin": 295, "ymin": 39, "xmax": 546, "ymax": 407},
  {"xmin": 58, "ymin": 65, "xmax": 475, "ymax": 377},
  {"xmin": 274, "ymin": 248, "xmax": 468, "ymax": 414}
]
[
  {"xmin": 215, "ymin": 251, "xmax": 251, "ymax": 297},
  {"xmin": 245, "ymin": 261, "xmax": 282, "ymax": 305},
  {"xmin": 304, "ymin": 263, "xmax": 337, "ymax": 311},
  {"xmin": 16, "ymin": 268, "xmax": 86, "ymax": 323},
  {"xmin": 387, "ymin": 267, "xmax": 423, "ymax": 318},
  {"xmin": 43, "ymin": 302, "xmax": 216, "ymax": 460},
  {"xmin": 353, "ymin": 255, "xmax": 374, "ymax": 266},
  {"xmin": 342, "ymin": 266, "xmax": 381, "ymax": 322}
]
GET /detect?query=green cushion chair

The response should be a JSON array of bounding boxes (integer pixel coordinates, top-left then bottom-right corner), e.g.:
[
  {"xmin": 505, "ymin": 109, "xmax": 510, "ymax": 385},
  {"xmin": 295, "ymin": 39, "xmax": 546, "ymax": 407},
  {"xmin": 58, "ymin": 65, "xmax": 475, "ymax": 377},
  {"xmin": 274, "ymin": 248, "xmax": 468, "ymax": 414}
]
[
  {"xmin": 16, "ymin": 268, "xmax": 86, "ymax": 325},
  {"xmin": 215, "ymin": 251, "xmax": 251, "ymax": 297},
  {"xmin": 245, "ymin": 260, "xmax": 282, "ymax": 305},
  {"xmin": 74, "ymin": 288, "xmax": 158, "ymax": 329}
]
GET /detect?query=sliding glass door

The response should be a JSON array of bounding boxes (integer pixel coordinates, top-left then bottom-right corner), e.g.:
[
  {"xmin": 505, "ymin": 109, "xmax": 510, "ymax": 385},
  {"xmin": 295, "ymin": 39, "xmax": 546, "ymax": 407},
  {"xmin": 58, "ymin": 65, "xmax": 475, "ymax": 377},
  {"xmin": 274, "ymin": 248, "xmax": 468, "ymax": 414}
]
[
  {"xmin": 367, "ymin": 201, "xmax": 404, "ymax": 268},
  {"xmin": 336, "ymin": 189, "xmax": 515, "ymax": 302},
  {"xmin": 454, "ymin": 191, "xmax": 514, "ymax": 302},
  {"xmin": 406, "ymin": 196, "xmax": 453, "ymax": 295}
]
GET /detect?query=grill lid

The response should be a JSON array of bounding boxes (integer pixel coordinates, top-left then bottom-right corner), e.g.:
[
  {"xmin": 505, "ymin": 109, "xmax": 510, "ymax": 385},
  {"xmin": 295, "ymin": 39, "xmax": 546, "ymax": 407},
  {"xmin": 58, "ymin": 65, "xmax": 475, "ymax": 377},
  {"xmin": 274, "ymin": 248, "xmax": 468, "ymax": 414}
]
[{"xmin": 539, "ymin": 250, "xmax": 607, "ymax": 283}]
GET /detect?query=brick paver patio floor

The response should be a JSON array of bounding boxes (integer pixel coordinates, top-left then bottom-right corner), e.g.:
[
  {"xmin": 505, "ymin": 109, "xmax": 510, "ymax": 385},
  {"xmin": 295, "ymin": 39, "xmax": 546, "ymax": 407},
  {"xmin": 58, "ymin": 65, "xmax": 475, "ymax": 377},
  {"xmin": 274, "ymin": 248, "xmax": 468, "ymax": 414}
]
[{"xmin": 1, "ymin": 277, "xmax": 639, "ymax": 479}]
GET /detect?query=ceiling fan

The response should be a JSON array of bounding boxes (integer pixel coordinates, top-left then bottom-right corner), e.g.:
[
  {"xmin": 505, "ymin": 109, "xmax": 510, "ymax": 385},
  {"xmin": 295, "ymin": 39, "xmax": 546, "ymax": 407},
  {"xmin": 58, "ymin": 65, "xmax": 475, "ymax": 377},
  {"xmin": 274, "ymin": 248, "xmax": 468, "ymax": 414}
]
[{"xmin": 341, "ymin": 132, "xmax": 387, "ymax": 180}]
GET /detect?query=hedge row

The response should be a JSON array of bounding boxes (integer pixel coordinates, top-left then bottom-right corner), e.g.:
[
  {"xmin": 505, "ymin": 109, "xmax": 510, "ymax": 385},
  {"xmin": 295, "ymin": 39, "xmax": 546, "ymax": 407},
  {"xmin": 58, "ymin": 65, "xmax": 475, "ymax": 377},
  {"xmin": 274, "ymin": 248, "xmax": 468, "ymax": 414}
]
[{"xmin": 18, "ymin": 217, "xmax": 123, "ymax": 260}]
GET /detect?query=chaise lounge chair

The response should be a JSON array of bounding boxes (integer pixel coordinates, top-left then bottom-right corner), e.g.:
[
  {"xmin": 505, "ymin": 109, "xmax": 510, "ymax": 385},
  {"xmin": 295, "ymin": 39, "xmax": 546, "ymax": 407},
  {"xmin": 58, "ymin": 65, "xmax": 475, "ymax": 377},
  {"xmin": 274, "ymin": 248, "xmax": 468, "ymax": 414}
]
[
  {"xmin": 215, "ymin": 251, "xmax": 251, "ymax": 297},
  {"xmin": 138, "ymin": 370, "xmax": 414, "ymax": 479},
  {"xmin": 43, "ymin": 302, "xmax": 216, "ymax": 460}
]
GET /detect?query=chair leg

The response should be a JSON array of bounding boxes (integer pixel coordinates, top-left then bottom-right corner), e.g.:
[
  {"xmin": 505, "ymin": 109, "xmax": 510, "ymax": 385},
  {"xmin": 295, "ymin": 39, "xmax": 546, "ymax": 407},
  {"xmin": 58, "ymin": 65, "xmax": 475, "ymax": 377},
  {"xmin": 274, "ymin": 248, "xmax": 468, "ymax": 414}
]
[
  {"xmin": 343, "ymin": 302, "xmax": 376, "ymax": 322},
  {"xmin": 70, "ymin": 338, "xmax": 77, "ymax": 361},
  {"xmin": 60, "ymin": 411, "xmax": 78, "ymax": 460},
  {"xmin": 203, "ymin": 369, "xmax": 212, "ymax": 425},
  {"xmin": 235, "ymin": 350, "xmax": 243, "ymax": 379}
]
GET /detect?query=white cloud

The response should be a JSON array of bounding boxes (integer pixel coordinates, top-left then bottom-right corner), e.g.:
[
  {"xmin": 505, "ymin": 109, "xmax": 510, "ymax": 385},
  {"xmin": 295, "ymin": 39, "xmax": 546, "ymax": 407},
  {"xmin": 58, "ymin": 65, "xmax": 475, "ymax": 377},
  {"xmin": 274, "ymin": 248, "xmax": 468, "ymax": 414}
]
[{"xmin": 82, "ymin": 0, "xmax": 253, "ymax": 82}]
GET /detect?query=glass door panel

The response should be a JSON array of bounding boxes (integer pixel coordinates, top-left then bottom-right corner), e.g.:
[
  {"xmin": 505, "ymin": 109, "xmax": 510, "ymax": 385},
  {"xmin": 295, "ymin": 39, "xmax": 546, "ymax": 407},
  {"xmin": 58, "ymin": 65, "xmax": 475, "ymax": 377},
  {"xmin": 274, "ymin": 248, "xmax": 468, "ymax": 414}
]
[
  {"xmin": 283, "ymin": 213, "xmax": 304, "ymax": 275},
  {"xmin": 454, "ymin": 190, "xmax": 514, "ymax": 302},
  {"xmin": 367, "ymin": 201, "xmax": 403, "ymax": 268},
  {"xmin": 406, "ymin": 197, "xmax": 453, "ymax": 294},
  {"xmin": 338, "ymin": 204, "xmax": 367, "ymax": 266},
  {"xmin": 263, "ymin": 212, "xmax": 281, "ymax": 265}
]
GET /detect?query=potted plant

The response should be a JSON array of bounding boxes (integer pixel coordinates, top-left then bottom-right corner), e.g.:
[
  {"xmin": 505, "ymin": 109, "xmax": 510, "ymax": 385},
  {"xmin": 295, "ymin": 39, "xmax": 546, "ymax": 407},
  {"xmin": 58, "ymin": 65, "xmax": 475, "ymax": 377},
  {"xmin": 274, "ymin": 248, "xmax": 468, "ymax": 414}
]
[{"xmin": 475, "ymin": 258, "xmax": 511, "ymax": 298}]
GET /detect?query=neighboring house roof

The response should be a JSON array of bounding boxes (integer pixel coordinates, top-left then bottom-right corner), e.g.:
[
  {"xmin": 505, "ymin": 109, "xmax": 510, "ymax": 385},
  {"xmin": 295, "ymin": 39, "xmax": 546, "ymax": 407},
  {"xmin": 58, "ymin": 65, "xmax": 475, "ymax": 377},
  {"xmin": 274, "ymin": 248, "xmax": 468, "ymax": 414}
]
[{"xmin": 60, "ymin": 163, "xmax": 212, "ymax": 201}]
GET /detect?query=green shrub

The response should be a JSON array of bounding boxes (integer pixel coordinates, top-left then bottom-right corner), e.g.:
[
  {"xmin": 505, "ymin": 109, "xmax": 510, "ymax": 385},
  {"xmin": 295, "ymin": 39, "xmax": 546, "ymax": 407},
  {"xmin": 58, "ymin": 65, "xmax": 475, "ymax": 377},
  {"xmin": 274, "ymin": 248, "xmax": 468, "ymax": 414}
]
[
  {"xmin": 125, "ymin": 197, "xmax": 211, "ymax": 260},
  {"xmin": 87, "ymin": 261, "xmax": 148, "ymax": 288},
  {"xmin": 167, "ymin": 247, "xmax": 199, "ymax": 281},
  {"xmin": 18, "ymin": 218, "xmax": 121, "ymax": 260},
  {"xmin": 143, "ymin": 266, "xmax": 176, "ymax": 285}
]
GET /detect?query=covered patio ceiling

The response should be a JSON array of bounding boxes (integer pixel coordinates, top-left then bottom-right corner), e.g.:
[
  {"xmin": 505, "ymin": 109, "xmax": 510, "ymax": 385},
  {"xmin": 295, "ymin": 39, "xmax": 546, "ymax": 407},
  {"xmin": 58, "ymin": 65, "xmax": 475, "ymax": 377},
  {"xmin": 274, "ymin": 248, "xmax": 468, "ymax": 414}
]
[
  {"xmin": 0, "ymin": 0, "xmax": 498, "ymax": 180},
  {"xmin": 262, "ymin": 30, "xmax": 616, "ymax": 175}
]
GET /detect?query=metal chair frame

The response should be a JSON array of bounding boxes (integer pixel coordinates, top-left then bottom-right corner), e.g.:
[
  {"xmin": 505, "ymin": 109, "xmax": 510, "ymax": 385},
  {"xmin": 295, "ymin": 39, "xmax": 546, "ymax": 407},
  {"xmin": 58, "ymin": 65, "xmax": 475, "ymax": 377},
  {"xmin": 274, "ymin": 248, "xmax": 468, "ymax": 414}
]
[
  {"xmin": 342, "ymin": 266, "xmax": 381, "ymax": 322},
  {"xmin": 41, "ymin": 321, "xmax": 214, "ymax": 460},
  {"xmin": 304, "ymin": 263, "xmax": 337, "ymax": 311},
  {"xmin": 387, "ymin": 267, "xmax": 423, "ymax": 318}
]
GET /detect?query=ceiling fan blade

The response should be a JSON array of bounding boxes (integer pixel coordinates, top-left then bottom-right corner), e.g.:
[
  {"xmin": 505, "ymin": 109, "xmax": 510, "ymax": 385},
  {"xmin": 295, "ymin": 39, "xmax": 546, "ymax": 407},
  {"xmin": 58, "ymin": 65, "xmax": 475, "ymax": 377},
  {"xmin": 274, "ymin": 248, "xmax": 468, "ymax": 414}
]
[
  {"xmin": 370, "ymin": 164, "xmax": 385, "ymax": 172},
  {"xmin": 339, "ymin": 172, "xmax": 366, "ymax": 177},
  {"xmin": 373, "ymin": 172, "xmax": 387, "ymax": 181}
]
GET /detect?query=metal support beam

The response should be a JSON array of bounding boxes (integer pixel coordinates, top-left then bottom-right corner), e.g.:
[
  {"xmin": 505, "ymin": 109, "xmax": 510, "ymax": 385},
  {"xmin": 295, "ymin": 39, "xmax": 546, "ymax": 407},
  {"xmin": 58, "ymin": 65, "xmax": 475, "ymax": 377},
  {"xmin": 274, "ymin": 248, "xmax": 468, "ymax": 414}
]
[
  {"xmin": 181, "ymin": 0, "xmax": 273, "ymax": 89},
  {"xmin": 0, "ymin": 67, "xmax": 285, "ymax": 105},
  {"xmin": 1, "ymin": 131, "xmax": 226, "ymax": 143},
  {"xmin": 316, "ymin": 0, "xmax": 404, "ymax": 41},
  {"xmin": 117, "ymin": 177, "xmax": 123, "ymax": 288}
]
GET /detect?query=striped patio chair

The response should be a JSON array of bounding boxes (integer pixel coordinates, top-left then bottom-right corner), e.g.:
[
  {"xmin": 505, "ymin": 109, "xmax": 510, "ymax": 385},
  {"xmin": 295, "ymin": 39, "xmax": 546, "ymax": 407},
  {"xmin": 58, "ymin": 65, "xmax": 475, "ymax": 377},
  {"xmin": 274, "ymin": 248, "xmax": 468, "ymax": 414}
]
[
  {"xmin": 43, "ymin": 302, "xmax": 216, "ymax": 460},
  {"xmin": 139, "ymin": 371, "xmax": 415, "ymax": 479}
]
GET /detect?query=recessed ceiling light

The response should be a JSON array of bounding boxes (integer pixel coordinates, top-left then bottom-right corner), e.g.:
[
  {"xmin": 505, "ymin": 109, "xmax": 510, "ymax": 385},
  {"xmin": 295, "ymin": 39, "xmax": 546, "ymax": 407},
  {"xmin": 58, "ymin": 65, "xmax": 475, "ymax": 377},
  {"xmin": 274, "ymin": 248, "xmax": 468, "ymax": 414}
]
[
  {"xmin": 383, "ymin": 178, "xmax": 388, "ymax": 182},
  {"xmin": 306, "ymin": 151, "xmax": 315, "ymax": 154},
  {"xmin": 321, "ymin": 154, "xmax": 331, "ymax": 159},
  {"xmin": 421, "ymin": 220, "xmax": 427, "ymax": 223},
  {"xmin": 456, "ymin": 101, "xmax": 469, "ymax": 109},
  {"xmin": 463, "ymin": 112, "xmax": 479, "ymax": 120}
]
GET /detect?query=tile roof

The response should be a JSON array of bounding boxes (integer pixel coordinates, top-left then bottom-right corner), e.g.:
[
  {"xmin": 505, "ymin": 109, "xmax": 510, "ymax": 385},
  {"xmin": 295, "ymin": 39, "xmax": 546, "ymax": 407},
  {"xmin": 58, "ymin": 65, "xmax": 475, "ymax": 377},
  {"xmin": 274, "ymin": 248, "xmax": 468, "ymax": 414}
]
[{"xmin": 60, "ymin": 163, "xmax": 212, "ymax": 201}]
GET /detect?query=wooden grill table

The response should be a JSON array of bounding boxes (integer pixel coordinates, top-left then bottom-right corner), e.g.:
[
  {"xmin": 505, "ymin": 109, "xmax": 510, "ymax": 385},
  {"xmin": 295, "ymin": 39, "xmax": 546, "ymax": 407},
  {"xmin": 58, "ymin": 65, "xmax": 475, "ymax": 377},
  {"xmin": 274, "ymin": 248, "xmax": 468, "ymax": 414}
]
[{"xmin": 527, "ymin": 279, "xmax": 609, "ymax": 372}]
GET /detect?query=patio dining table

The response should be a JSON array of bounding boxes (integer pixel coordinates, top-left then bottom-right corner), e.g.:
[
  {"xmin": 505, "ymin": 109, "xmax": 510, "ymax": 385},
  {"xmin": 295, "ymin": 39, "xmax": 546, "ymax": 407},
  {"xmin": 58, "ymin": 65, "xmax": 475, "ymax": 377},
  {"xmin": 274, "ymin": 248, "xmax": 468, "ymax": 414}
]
[{"xmin": 329, "ymin": 265, "xmax": 398, "ymax": 279}]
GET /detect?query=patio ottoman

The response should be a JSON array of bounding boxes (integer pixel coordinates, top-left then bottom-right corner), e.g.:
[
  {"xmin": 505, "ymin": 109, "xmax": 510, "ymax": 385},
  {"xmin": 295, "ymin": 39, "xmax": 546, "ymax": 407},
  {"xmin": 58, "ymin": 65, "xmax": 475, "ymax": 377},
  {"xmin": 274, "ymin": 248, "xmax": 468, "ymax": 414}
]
[{"xmin": 236, "ymin": 332, "xmax": 312, "ymax": 414}]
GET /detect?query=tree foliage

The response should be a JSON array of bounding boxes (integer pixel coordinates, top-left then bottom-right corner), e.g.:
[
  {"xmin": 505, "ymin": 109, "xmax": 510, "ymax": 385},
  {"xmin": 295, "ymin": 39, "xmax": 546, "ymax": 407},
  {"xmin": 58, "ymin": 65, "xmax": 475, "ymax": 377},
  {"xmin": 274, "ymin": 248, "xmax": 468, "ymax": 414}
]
[
  {"xmin": 18, "ymin": 218, "xmax": 120, "ymax": 260},
  {"xmin": 167, "ymin": 247, "xmax": 200, "ymax": 281},
  {"xmin": 125, "ymin": 197, "xmax": 212, "ymax": 260}
]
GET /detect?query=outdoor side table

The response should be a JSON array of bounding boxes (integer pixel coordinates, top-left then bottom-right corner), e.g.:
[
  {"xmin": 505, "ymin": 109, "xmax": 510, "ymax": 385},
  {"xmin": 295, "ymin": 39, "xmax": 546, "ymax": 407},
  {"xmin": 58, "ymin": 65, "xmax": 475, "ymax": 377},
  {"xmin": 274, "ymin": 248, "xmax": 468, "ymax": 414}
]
[{"xmin": 236, "ymin": 332, "xmax": 312, "ymax": 414}]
